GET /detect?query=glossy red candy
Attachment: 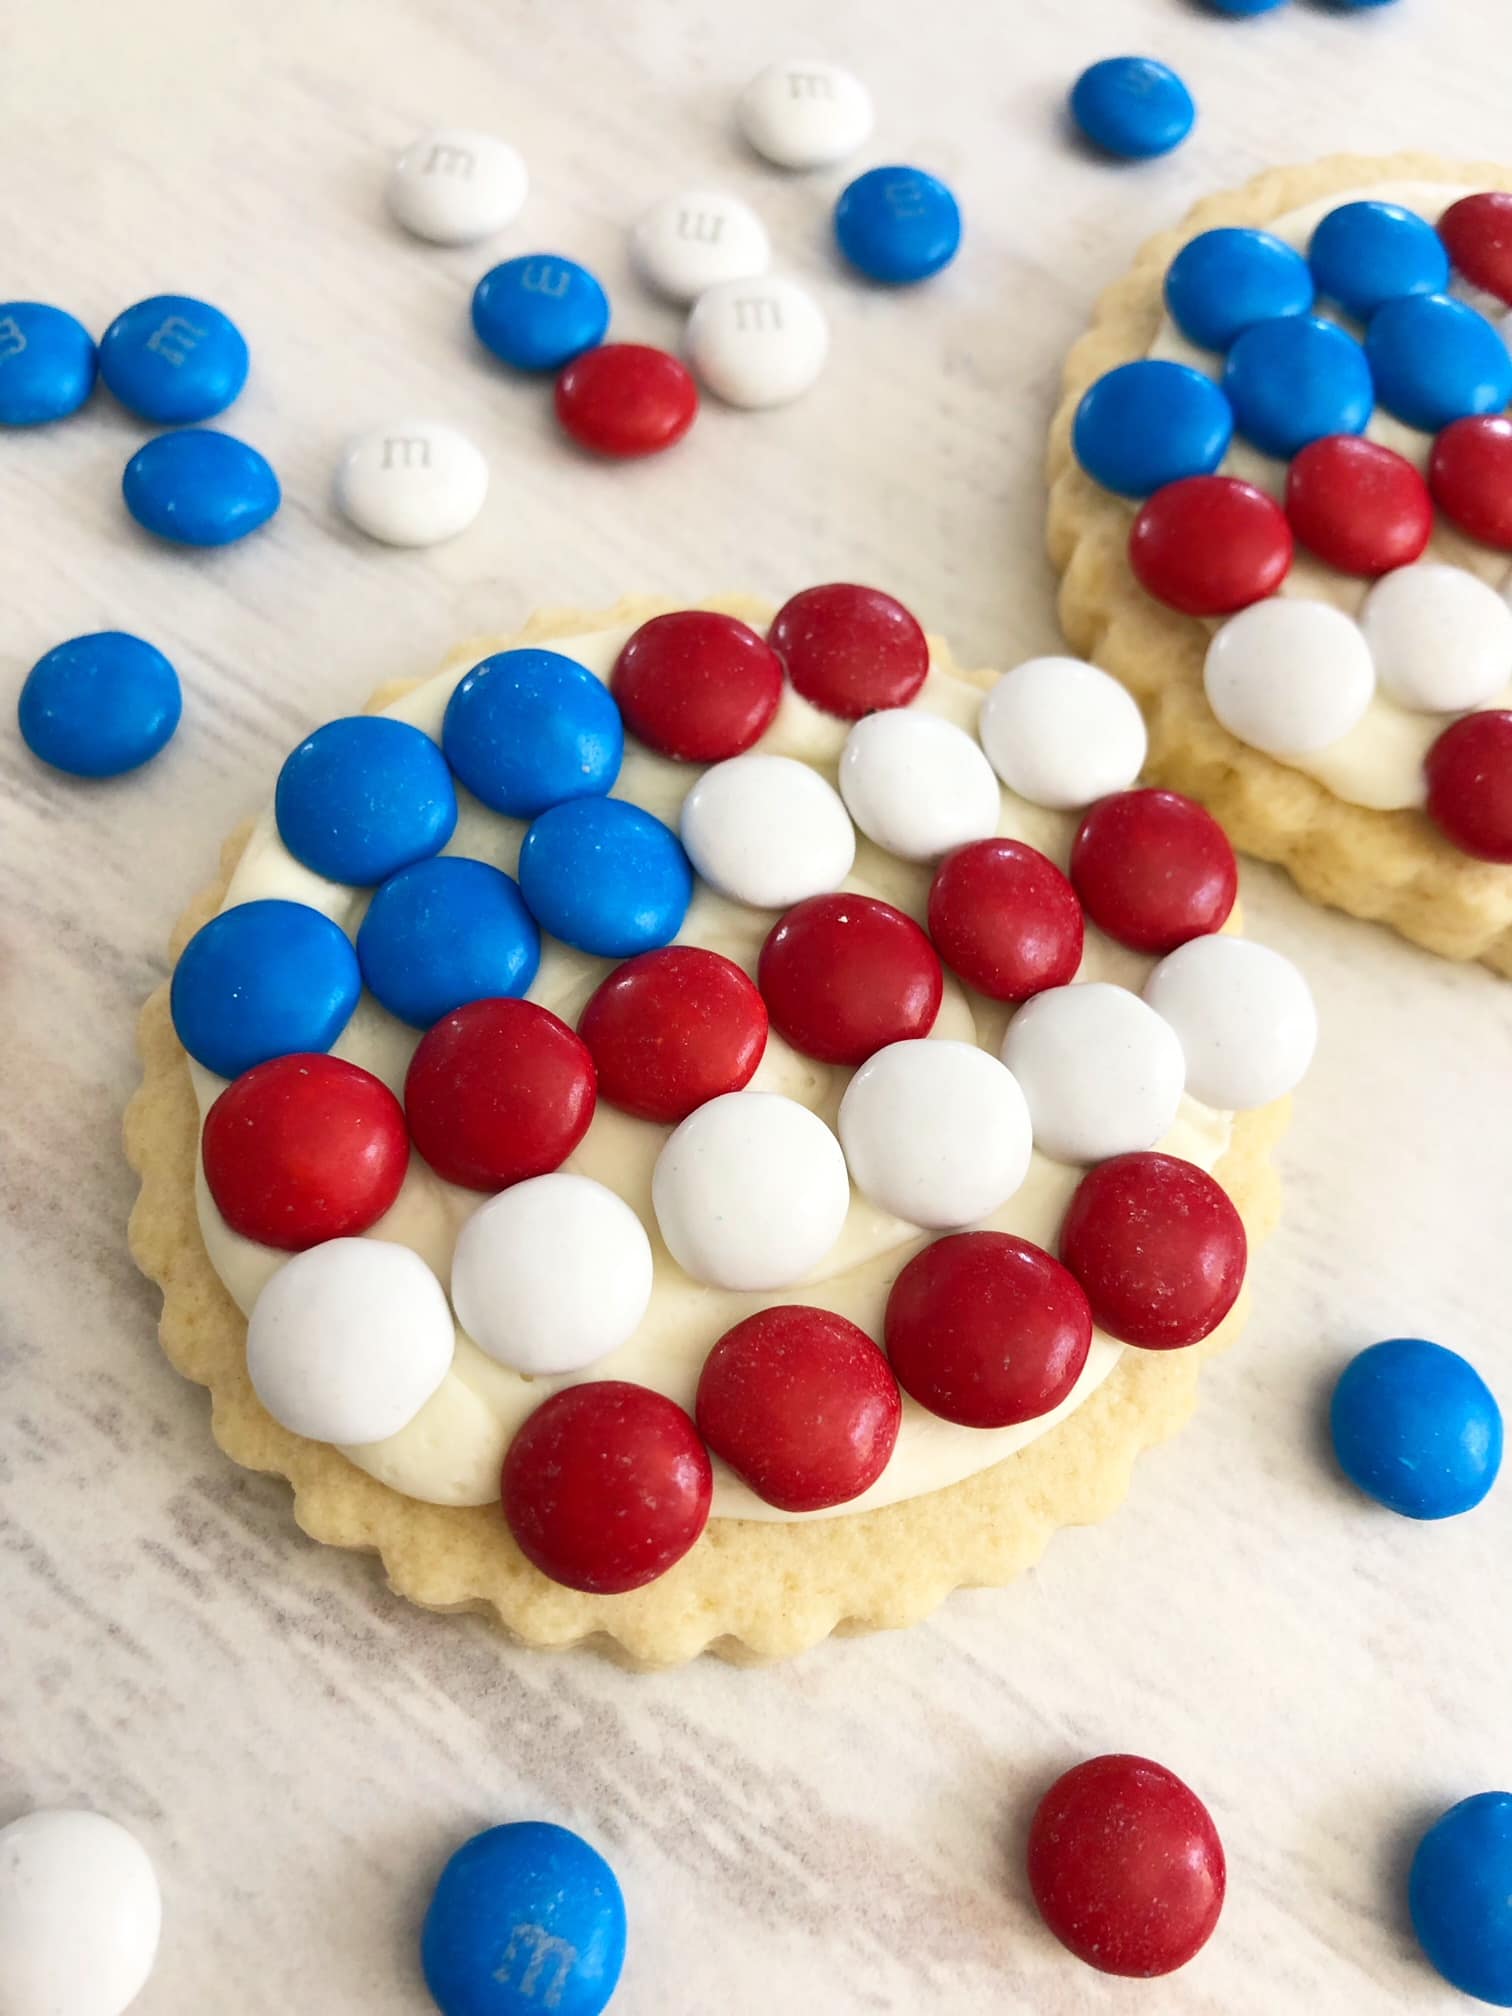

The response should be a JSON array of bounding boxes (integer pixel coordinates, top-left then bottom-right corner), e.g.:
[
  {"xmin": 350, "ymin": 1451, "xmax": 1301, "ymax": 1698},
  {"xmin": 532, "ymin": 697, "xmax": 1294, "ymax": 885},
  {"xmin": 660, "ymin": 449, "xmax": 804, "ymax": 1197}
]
[
  {"xmin": 1070, "ymin": 789, "xmax": 1236, "ymax": 955},
  {"xmin": 1129, "ymin": 475, "xmax": 1292, "ymax": 616},
  {"xmin": 757, "ymin": 893, "xmax": 943, "ymax": 1065},
  {"xmin": 503, "ymin": 1381, "xmax": 712, "ymax": 1593},
  {"xmin": 202, "ymin": 1052, "xmax": 409, "ymax": 1250},
  {"xmin": 404, "ymin": 997, "xmax": 596, "ymax": 1192},
  {"xmin": 1028, "ymin": 1754, "xmax": 1226, "ymax": 1978},
  {"xmin": 695, "ymin": 1306, "xmax": 902, "ymax": 1511},
  {"xmin": 1284, "ymin": 434, "xmax": 1433, "ymax": 577},
  {"xmin": 1439, "ymin": 192, "xmax": 1512, "ymax": 305},
  {"xmin": 927, "ymin": 839, "xmax": 1084, "ymax": 1002},
  {"xmin": 1425, "ymin": 711, "xmax": 1512, "ymax": 863},
  {"xmin": 612, "ymin": 609, "xmax": 783, "ymax": 761},
  {"xmin": 1429, "ymin": 416, "xmax": 1512, "ymax": 551},
  {"xmin": 768, "ymin": 583, "xmax": 929, "ymax": 719},
  {"xmin": 884, "ymin": 1232, "xmax": 1092, "ymax": 1428},
  {"xmin": 1059, "ymin": 1151, "xmax": 1247, "ymax": 1349},
  {"xmin": 577, "ymin": 945, "xmax": 767, "ymax": 1123},
  {"xmin": 554, "ymin": 343, "xmax": 698, "ymax": 458}
]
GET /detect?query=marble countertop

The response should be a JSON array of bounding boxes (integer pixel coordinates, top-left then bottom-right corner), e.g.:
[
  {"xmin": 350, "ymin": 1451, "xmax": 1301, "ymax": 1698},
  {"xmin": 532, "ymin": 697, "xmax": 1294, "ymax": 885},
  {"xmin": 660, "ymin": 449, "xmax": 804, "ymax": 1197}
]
[{"xmin": 6, "ymin": 0, "xmax": 1512, "ymax": 2008}]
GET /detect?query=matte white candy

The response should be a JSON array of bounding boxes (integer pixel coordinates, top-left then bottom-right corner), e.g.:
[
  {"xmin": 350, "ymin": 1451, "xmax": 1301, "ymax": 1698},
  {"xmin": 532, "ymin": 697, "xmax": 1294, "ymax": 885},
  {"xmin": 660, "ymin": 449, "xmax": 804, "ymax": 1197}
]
[
  {"xmin": 684, "ymin": 276, "xmax": 829, "ymax": 408},
  {"xmin": 1360, "ymin": 562, "xmax": 1512, "ymax": 713},
  {"xmin": 1000, "ymin": 982, "xmax": 1186, "ymax": 1164},
  {"xmin": 335, "ymin": 421, "xmax": 488, "ymax": 547},
  {"xmin": 838, "ymin": 710, "xmax": 1001, "ymax": 862},
  {"xmin": 978, "ymin": 655, "xmax": 1148, "ymax": 810},
  {"xmin": 0, "ymin": 1809, "xmax": 161, "ymax": 2016},
  {"xmin": 1204, "ymin": 599, "xmax": 1376, "ymax": 757},
  {"xmin": 1144, "ymin": 936, "xmax": 1318, "ymax": 1110},
  {"xmin": 450, "ymin": 1173, "xmax": 653, "ymax": 1374},
  {"xmin": 386, "ymin": 128, "xmax": 527, "ymax": 244},
  {"xmin": 737, "ymin": 59, "xmax": 874, "ymax": 169},
  {"xmin": 631, "ymin": 189, "xmax": 770, "ymax": 304},
  {"xmin": 246, "ymin": 1238, "xmax": 454, "ymax": 1446},
  {"xmin": 680, "ymin": 752, "xmax": 855, "ymax": 907},
  {"xmin": 653, "ymin": 1091, "xmax": 851, "ymax": 1289},
  {"xmin": 837, "ymin": 1039, "xmax": 1033, "ymax": 1229}
]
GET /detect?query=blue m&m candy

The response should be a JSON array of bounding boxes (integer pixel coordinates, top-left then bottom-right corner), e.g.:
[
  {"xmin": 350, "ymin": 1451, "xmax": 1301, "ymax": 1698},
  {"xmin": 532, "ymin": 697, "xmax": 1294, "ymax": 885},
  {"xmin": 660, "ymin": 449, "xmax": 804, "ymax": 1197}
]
[
  {"xmin": 443, "ymin": 650, "xmax": 623, "ymax": 820},
  {"xmin": 472, "ymin": 256, "xmax": 609, "ymax": 372},
  {"xmin": 123, "ymin": 429, "xmax": 281, "ymax": 546},
  {"xmin": 1072, "ymin": 359, "xmax": 1233, "ymax": 497},
  {"xmin": 172, "ymin": 899, "xmax": 361, "ymax": 1079},
  {"xmin": 422, "ymin": 1822, "xmax": 626, "ymax": 2016},
  {"xmin": 18, "ymin": 631, "xmax": 180, "ymax": 778},
  {"xmin": 0, "ymin": 302, "xmax": 97, "ymax": 425},
  {"xmin": 1223, "ymin": 314, "xmax": 1373, "ymax": 458},
  {"xmin": 275, "ymin": 716, "xmax": 457, "ymax": 885},
  {"xmin": 520, "ymin": 797, "xmax": 692, "ymax": 957},
  {"xmin": 833, "ymin": 167, "xmax": 961, "ymax": 285},
  {"xmin": 1308, "ymin": 201, "xmax": 1449, "ymax": 320},
  {"xmin": 1206, "ymin": 0, "xmax": 1285, "ymax": 12},
  {"xmin": 99, "ymin": 294, "xmax": 248, "ymax": 424},
  {"xmin": 1164, "ymin": 230, "xmax": 1314, "ymax": 351},
  {"xmin": 357, "ymin": 856, "xmax": 540, "ymax": 1027},
  {"xmin": 1411, "ymin": 1794, "xmax": 1512, "ymax": 2007},
  {"xmin": 1330, "ymin": 1337, "xmax": 1502, "ymax": 1519},
  {"xmin": 1069, "ymin": 57, "xmax": 1195, "ymax": 161},
  {"xmin": 1366, "ymin": 293, "xmax": 1512, "ymax": 433}
]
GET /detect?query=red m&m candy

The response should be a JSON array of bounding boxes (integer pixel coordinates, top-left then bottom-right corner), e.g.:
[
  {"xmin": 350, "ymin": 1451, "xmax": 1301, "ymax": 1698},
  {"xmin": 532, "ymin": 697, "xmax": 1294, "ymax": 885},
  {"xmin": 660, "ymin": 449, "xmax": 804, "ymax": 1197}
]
[
  {"xmin": 1129, "ymin": 475, "xmax": 1292, "ymax": 617},
  {"xmin": 1440, "ymin": 192, "xmax": 1512, "ymax": 306},
  {"xmin": 768, "ymin": 583, "xmax": 929, "ymax": 718},
  {"xmin": 404, "ymin": 997, "xmax": 596, "ymax": 1192},
  {"xmin": 578, "ymin": 945, "xmax": 768, "ymax": 1124},
  {"xmin": 1070, "ymin": 789, "xmax": 1236, "ymax": 955},
  {"xmin": 1425, "ymin": 711, "xmax": 1512, "ymax": 863},
  {"xmin": 927, "ymin": 839, "xmax": 1083, "ymax": 1002},
  {"xmin": 611, "ymin": 610, "xmax": 783, "ymax": 761},
  {"xmin": 1284, "ymin": 434, "xmax": 1432, "ymax": 577},
  {"xmin": 554, "ymin": 343, "xmax": 698, "ymax": 458},
  {"xmin": 1059, "ymin": 1151, "xmax": 1246, "ymax": 1349},
  {"xmin": 1429, "ymin": 416, "xmax": 1512, "ymax": 552},
  {"xmin": 202, "ymin": 1052, "xmax": 409, "ymax": 1250},
  {"xmin": 758, "ymin": 893, "xmax": 942, "ymax": 1065}
]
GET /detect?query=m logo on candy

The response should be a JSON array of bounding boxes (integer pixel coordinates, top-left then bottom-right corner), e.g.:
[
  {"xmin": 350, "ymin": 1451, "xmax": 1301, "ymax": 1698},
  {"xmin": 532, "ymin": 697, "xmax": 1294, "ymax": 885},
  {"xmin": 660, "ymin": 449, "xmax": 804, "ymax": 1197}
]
[
  {"xmin": 494, "ymin": 1920, "xmax": 578, "ymax": 2006},
  {"xmin": 424, "ymin": 140, "xmax": 475, "ymax": 178}
]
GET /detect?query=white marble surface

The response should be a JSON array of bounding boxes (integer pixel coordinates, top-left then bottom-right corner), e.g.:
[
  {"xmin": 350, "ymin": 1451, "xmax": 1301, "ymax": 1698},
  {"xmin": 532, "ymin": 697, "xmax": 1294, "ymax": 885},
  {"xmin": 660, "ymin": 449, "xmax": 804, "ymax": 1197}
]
[{"xmin": 5, "ymin": 0, "xmax": 1512, "ymax": 2009}]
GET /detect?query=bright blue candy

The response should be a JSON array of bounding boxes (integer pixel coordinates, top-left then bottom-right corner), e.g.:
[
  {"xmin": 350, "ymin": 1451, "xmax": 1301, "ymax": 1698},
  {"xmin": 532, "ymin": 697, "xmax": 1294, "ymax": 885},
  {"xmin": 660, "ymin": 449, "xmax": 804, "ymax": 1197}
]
[
  {"xmin": 1366, "ymin": 293, "xmax": 1512, "ymax": 432},
  {"xmin": 99, "ymin": 294, "xmax": 248, "ymax": 423},
  {"xmin": 275, "ymin": 716, "xmax": 457, "ymax": 886},
  {"xmin": 1206, "ymin": 0, "xmax": 1286, "ymax": 12},
  {"xmin": 357, "ymin": 856, "xmax": 540, "ymax": 1028},
  {"xmin": 1072, "ymin": 359, "xmax": 1233, "ymax": 497},
  {"xmin": 1223, "ymin": 314, "xmax": 1373, "ymax": 457},
  {"xmin": 1308, "ymin": 201, "xmax": 1449, "ymax": 320},
  {"xmin": 519, "ymin": 797, "xmax": 691, "ymax": 957},
  {"xmin": 0, "ymin": 302, "xmax": 97, "ymax": 425},
  {"xmin": 1411, "ymin": 1794, "xmax": 1512, "ymax": 2006},
  {"xmin": 471, "ymin": 256, "xmax": 609, "ymax": 372},
  {"xmin": 123, "ymin": 429, "xmax": 280, "ymax": 547},
  {"xmin": 19, "ymin": 631, "xmax": 180, "ymax": 778},
  {"xmin": 1330, "ymin": 1337, "xmax": 1502, "ymax": 1519},
  {"xmin": 1164, "ymin": 230, "xmax": 1314, "ymax": 350},
  {"xmin": 1069, "ymin": 57, "xmax": 1195, "ymax": 161},
  {"xmin": 443, "ymin": 650, "xmax": 623, "ymax": 820},
  {"xmin": 422, "ymin": 1822, "xmax": 626, "ymax": 2016},
  {"xmin": 832, "ymin": 167, "xmax": 961, "ymax": 285},
  {"xmin": 171, "ymin": 899, "xmax": 360, "ymax": 1079}
]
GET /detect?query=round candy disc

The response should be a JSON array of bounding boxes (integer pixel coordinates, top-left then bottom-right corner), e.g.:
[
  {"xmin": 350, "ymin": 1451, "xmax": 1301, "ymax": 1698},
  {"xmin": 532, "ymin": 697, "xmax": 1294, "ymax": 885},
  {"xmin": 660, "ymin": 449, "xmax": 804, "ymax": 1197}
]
[
  {"xmin": 451, "ymin": 1174, "xmax": 652, "ymax": 1375},
  {"xmin": 1308, "ymin": 199, "xmax": 1449, "ymax": 319},
  {"xmin": 0, "ymin": 301, "xmax": 97, "ymax": 425},
  {"xmin": 172, "ymin": 898, "xmax": 360, "ymax": 1079},
  {"xmin": 123, "ymin": 428, "xmax": 280, "ymax": 546},
  {"xmin": 1144, "ymin": 936, "xmax": 1317, "ymax": 1109},
  {"xmin": 357, "ymin": 856, "xmax": 540, "ymax": 1027},
  {"xmin": 404, "ymin": 998, "xmax": 596, "ymax": 1193},
  {"xmin": 837, "ymin": 709, "xmax": 1001, "ymax": 862},
  {"xmin": 1130, "ymin": 475, "xmax": 1292, "ymax": 616},
  {"xmin": 884, "ymin": 1232, "xmax": 1091, "ymax": 1428},
  {"xmin": 1072, "ymin": 360, "xmax": 1233, "ymax": 499},
  {"xmin": 1366, "ymin": 292, "xmax": 1512, "ymax": 432},
  {"xmin": 471, "ymin": 255, "xmax": 609, "ymax": 373},
  {"xmin": 1360, "ymin": 562, "xmax": 1512, "ymax": 713},
  {"xmin": 1070, "ymin": 56, "xmax": 1194, "ymax": 159},
  {"xmin": 1331, "ymin": 1337, "xmax": 1502, "ymax": 1519},
  {"xmin": 1439, "ymin": 191, "xmax": 1512, "ymax": 305},
  {"xmin": 768, "ymin": 582, "xmax": 929, "ymax": 719},
  {"xmin": 1163, "ymin": 228, "xmax": 1313, "ymax": 351},
  {"xmin": 1204, "ymin": 597, "xmax": 1375, "ymax": 757},
  {"xmin": 833, "ymin": 165, "xmax": 961, "ymax": 284},
  {"xmin": 927, "ymin": 839, "xmax": 1084, "ymax": 1002},
  {"xmin": 1410, "ymin": 1793, "xmax": 1512, "ymax": 2008},
  {"xmin": 737, "ymin": 59, "xmax": 874, "ymax": 170},
  {"xmin": 387, "ymin": 129, "xmax": 527, "ymax": 245},
  {"xmin": 503, "ymin": 1380, "xmax": 711, "ymax": 1593},
  {"xmin": 203, "ymin": 1053, "xmax": 409, "ymax": 1249},
  {"xmin": 684, "ymin": 275, "xmax": 828, "ymax": 408},
  {"xmin": 334, "ymin": 421, "xmax": 488, "ymax": 547},
  {"xmin": 1059, "ymin": 1151, "xmax": 1246, "ymax": 1348},
  {"xmin": 577, "ymin": 946, "xmax": 767, "ymax": 1123},
  {"xmin": 1070, "ymin": 788, "xmax": 1237, "ymax": 954},
  {"xmin": 554, "ymin": 344, "xmax": 698, "ymax": 458},
  {"xmin": 977, "ymin": 656, "xmax": 1147, "ymax": 810},
  {"xmin": 630, "ymin": 188, "xmax": 770, "ymax": 303},
  {"xmin": 0, "ymin": 1808, "xmax": 161, "ymax": 2016},
  {"xmin": 679, "ymin": 753, "xmax": 855, "ymax": 908},
  {"xmin": 1284, "ymin": 434, "xmax": 1432, "ymax": 576},
  {"xmin": 442, "ymin": 647, "xmax": 623, "ymax": 820},
  {"xmin": 99, "ymin": 293, "xmax": 248, "ymax": 423},
  {"xmin": 838, "ymin": 1038, "xmax": 1033, "ymax": 1229},
  {"xmin": 275, "ymin": 714, "xmax": 457, "ymax": 884},
  {"xmin": 1000, "ymin": 982, "xmax": 1185, "ymax": 1164},
  {"xmin": 611, "ymin": 609, "xmax": 782, "ymax": 760},
  {"xmin": 1028, "ymin": 1756, "xmax": 1225, "ymax": 1977},
  {"xmin": 18, "ymin": 630, "xmax": 181, "ymax": 778},
  {"xmin": 1425, "ymin": 710, "xmax": 1512, "ymax": 861},
  {"xmin": 696, "ymin": 1306, "xmax": 901, "ymax": 1511},
  {"xmin": 759, "ymin": 893, "xmax": 942, "ymax": 1065},
  {"xmin": 1223, "ymin": 314, "xmax": 1372, "ymax": 459},
  {"xmin": 1430, "ymin": 415, "xmax": 1512, "ymax": 551},
  {"xmin": 518, "ymin": 797, "xmax": 692, "ymax": 956}
]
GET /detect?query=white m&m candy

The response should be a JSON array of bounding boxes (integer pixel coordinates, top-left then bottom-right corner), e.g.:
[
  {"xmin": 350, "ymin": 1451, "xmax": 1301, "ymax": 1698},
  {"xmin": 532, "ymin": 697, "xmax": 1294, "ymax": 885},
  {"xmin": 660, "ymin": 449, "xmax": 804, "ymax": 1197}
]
[
  {"xmin": 387, "ymin": 128, "xmax": 527, "ymax": 244},
  {"xmin": 978, "ymin": 656, "xmax": 1148, "ymax": 810},
  {"xmin": 1144, "ymin": 936, "xmax": 1317, "ymax": 1110},
  {"xmin": 685, "ymin": 276, "xmax": 829, "ymax": 408},
  {"xmin": 838, "ymin": 710, "xmax": 1001, "ymax": 861},
  {"xmin": 0, "ymin": 1809, "xmax": 161, "ymax": 2016},
  {"xmin": 1360, "ymin": 562, "xmax": 1512, "ymax": 713},
  {"xmin": 653, "ymin": 1091, "xmax": 850, "ymax": 1289},
  {"xmin": 1001, "ymin": 982, "xmax": 1185, "ymax": 1164},
  {"xmin": 680, "ymin": 752, "xmax": 855, "ymax": 907},
  {"xmin": 737, "ymin": 60, "xmax": 874, "ymax": 169},
  {"xmin": 1205, "ymin": 598, "xmax": 1375, "ymax": 757},
  {"xmin": 838, "ymin": 1039, "xmax": 1032, "ymax": 1228},
  {"xmin": 450, "ymin": 1174, "xmax": 653, "ymax": 1374},
  {"xmin": 335, "ymin": 422, "xmax": 488, "ymax": 547},
  {"xmin": 632, "ymin": 190, "xmax": 770, "ymax": 304},
  {"xmin": 247, "ymin": 1239, "xmax": 455, "ymax": 1446}
]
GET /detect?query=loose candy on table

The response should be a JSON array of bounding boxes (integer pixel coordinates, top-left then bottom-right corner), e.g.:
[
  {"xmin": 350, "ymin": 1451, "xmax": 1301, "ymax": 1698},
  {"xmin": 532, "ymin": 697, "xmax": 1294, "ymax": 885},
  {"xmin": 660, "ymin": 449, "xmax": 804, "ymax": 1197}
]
[
  {"xmin": 577, "ymin": 946, "xmax": 768, "ymax": 1123},
  {"xmin": 1000, "ymin": 982, "xmax": 1186, "ymax": 1165},
  {"xmin": 1222, "ymin": 314, "xmax": 1373, "ymax": 459},
  {"xmin": 1072, "ymin": 360, "xmax": 1233, "ymax": 498},
  {"xmin": 1204, "ymin": 597, "xmax": 1376, "ymax": 757},
  {"xmin": 518, "ymin": 797, "xmax": 693, "ymax": 956},
  {"xmin": 684, "ymin": 274, "xmax": 829, "ymax": 407},
  {"xmin": 18, "ymin": 630, "xmax": 181, "ymax": 778},
  {"xmin": 0, "ymin": 301, "xmax": 97, "ymax": 425},
  {"xmin": 554, "ymin": 343, "xmax": 699, "ymax": 457},
  {"xmin": 172, "ymin": 898, "xmax": 361, "ymax": 1079},
  {"xmin": 927, "ymin": 839, "xmax": 1084, "ymax": 1003},
  {"xmin": 976, "ymin": 656, "xmax": 1147, "ymax": 811},
  {"xmin": 1425, "ymin": 711, "xmax": 1512, "ymax": 862},
  {"xmin": 630, "ymin": 188, "xmax": 770, "ymax": 303},
  {"xmin": 758, "ymin": 893, "xmax": 942, "ymax": 1065},
  {"xmin": 1129, "ymin": 475, "xmax": 1293, "ymax": 616},
  {"xmin": 611, "ymin": 609, "xmax": 783, "ymax": 761},
  {"xmin": 1283, "ymin": 433, "xmax": 1432, "ymax": 576},
  {"xmin": 679, "ymin": 752, "xmax": 855, "ymax": 907},
  {"xmin": 1070, "ymin": 788, "xmax": 1237, "ymax": 955},
  {"xmin": 1429, "ymin": 415, "xmax": 1512, "ymax": 551},
  {"xmin": 1366, "ymin": 292, "xmax": 1512, "ymax": 433},
  {"xmin": 246, "ymin": 1236, "xmax": 455, "ymax": 1444},
  {"xmin": 334, "ymin": 421, "xmax": 488, "ymax": 546},
  {"xmin": 1163, "ymin": 229, "xmax": 1313, "ymax": 351},
  {"xmin": 1331, "ymin": 1337, "xmax": 1502, "ymax": 1519},
  {"xmin": 737, "ymin": 58, "xmax": 874, "ymax": 170},
  {"xmin": 1410, "ymin": 1793, "xmax": 1512, "ymax": 2008},
  {"xmin": 356, "ymin": 856, "xmax": 540, "ymax": 1028},
  {"xmin": 471, "ymin": 255, "xmax": 610, "ymax": 372},
  {"xmin": 1359, "ymin": 563, "xmax": 1512, "ymax": 713},
  {"xmin": 837, "ymin": 708, "xmax": 1002, "ymax": 862},
  {"xmin": 275, "ymin": 714, "xmax": 458, "ymax": 884},
  {"xmin": 768, "ymin": 582, "xmax": 929, "ymax": 719},
  {"xmin": 442, "ymin": 647, "xmax": 623, "ymax": 819},
  {"xmin": 1439, "ymin": 191, "xmax": 1512, "ymax": 306},
  {"xmin": 833, "ymin": 165, "xmax": 961, "ymax": 284},
  {"xmin": 450, "ymin": 1173, "xmax": 653, "ymax": 1375},
  {"xmin": 386, "ymin": 128, "xmax": 527, "ymax": 244},
  {"xmin": 1143, "ymin": 936, "xmax": 1317, "ymax": 1110},
  {"xmin": 1058, "ymin": 1151, "xmax": 1246, "ymax": 1348},
  {"xmin": 1307, "ymin": 200, "xmax": 1449, "ymax": 320},
  {"xmin": 1068, "ymin": 57, "xmax": 1195, "ymax": 161},
  {"xmin": 0, "ymin": 1808, "xmax": 161, "ymax": 2016},
  {"xmin": 99, "ymin": 294, "xmax": 248, "ymax": 424},
  {"xmin": 838, "ymin": 1038, "xmax": 1033, "ymax": 1229},
  {"xmin": 122, "ymin": 428, "xmax": 281, "ymax": 546}
]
